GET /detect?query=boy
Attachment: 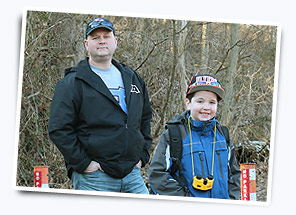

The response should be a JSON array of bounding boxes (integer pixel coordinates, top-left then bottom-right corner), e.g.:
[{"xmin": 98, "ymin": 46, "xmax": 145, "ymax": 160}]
[{"xmin": 148, "ymin": 75, "xmax": 241, "ymax": 199}]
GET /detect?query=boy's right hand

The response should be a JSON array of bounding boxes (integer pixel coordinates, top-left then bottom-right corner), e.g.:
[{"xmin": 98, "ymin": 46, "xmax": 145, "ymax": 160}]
[{"xmin": 83, "ymin": 161, "xmax": 104, "ymax": 173}]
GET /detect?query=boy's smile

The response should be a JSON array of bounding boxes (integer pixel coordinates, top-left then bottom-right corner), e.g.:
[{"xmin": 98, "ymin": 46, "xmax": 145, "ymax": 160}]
[{"xmin": 185, "ymin": 91, "xmax": 218, "ymax": 121}]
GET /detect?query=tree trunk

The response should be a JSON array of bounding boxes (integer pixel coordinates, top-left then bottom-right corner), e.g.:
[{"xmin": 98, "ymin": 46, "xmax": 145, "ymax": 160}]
[
  {"xmin": 220, "ymin": 24, "xmax": 239, "ymax": 126},
  {"xmin": 177, "ymin": 20, "xmax": 188, "ymax": 111},
  {"xmin": 200, "ymin": 22, "xmax": 210, "ymax": 74},
  {"xmin": 154, "ymin": 20, "xmax": 178, "ymax": 137}
]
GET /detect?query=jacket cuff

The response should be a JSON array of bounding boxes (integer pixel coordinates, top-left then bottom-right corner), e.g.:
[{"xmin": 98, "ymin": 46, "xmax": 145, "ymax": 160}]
[{"xmin": 74, "ymin": 157, "xmax": 92, "ymax": 174}]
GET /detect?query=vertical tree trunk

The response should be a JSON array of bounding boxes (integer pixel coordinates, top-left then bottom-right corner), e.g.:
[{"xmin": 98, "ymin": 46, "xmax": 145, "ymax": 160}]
[
  {"xmin": 68, "ymin": 15, "xmax": 86, "ymax": 65},
  {"xmin": 200, "ymin": 22, "xmax": 210, "ymax": 74},
  {"xmin": 220, "ymin": 24, "xmax": 239, "ymax": 126},
  {"xmin": 154, "ymin": 20, "xmax": 178, "ymax": 137},
  {"xmin": 178, "ymin": 20, "xmax": 188, "ymax": 111}
]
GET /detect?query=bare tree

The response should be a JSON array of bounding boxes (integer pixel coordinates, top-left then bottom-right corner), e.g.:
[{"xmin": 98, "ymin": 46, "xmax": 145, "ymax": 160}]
[
  {"xmin": 221, "ymin": 23, "xmax": 240, "ymax": 126},
  {"xmin": 200, "ymin": 22, "xmax": 210, "ymax": 74}
]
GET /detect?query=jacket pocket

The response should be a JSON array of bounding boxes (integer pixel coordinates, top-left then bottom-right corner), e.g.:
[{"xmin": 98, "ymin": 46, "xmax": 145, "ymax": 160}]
[
  {"xmin": 215, "ymin": 141, "xmax": 228, "ymax": 179},
  {"xmin": 182, "ymin": 142, "xmax": 206, "ymax": 179}
]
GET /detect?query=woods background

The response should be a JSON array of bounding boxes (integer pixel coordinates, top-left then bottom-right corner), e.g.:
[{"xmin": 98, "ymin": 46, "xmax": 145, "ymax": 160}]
[{"xmin": 16, "ymin": 10, "xmax": 278, "ymax": 201}]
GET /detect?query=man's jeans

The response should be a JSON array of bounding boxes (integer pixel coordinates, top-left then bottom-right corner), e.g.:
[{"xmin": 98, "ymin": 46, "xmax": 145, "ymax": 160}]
[{"xmin": 72, "ymin": 167, "xmax": 149, "ymax": 194}]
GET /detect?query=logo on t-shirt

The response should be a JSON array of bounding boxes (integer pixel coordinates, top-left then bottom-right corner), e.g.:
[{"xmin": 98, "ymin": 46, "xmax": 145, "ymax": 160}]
[{"xmin": 109, "ymin": 86, "xmax": 128, "ymax": 114}]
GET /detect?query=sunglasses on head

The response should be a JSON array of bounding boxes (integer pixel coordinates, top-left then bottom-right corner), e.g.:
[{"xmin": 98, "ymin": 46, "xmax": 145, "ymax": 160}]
[{"xmin": 88, "ymin": 18, "xmax": 113, "ymax": 28}]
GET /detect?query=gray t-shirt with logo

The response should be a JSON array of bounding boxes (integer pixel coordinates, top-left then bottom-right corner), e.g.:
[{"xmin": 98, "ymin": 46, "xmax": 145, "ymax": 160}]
[{"xmin": 90, "ymin": 64, "xmax": 128, "ymax": 114}]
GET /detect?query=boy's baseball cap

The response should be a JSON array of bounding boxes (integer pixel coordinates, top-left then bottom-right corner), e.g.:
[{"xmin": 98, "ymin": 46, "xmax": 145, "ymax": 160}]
[
  {"xmin": 186, "ymin": 75, "xmax": 225, "ymax": 100},
  {"xmin": 85, "ymin": 18, "xmax": 115, "ymax": 38}
]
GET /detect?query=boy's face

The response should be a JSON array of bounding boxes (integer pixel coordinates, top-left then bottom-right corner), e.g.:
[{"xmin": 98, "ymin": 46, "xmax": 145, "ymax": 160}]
[{"xmin": 185, "ymin": 91, "xmax": 218, "ymax": 121}]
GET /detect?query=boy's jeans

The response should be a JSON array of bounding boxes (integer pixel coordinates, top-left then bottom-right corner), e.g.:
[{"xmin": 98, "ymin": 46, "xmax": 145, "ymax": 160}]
[{"xmin": 72, "ymin": 167, "xmax": 149, "ymax": 194}]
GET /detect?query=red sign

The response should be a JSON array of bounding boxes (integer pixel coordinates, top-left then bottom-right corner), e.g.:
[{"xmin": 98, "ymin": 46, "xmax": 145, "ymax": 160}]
[
  {"xmin": 34, "ymin": 171, "xmax": 42, "ymax": 188},
  {"xmin": 241, "ymin": 169, "xmax": 250, "ymax": 200},
  {"xmin": 34, "ymin": 166, "xmax": 49, "ymax": 188}
]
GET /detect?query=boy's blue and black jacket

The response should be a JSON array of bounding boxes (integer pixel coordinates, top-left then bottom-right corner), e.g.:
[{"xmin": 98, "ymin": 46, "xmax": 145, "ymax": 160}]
[{"xmin": 148, "ymin": 111, "xmax": 241, "ymax": 199}]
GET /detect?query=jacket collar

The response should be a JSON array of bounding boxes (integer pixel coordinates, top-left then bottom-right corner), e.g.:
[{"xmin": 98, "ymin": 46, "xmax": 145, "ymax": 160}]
[
  {"xmin": 111, "ymin": 59, "xmax": 133, "ymax": 104},
  {"xmin": 68, "ymin": 58, "xmax": 134, "ymax": 110},
  {"xmin": 170, "ymin": 110, "xmax": 217, "ymax": 132},
  {"xmin": 190, "ymin": 116, "xmax": 217, "ymax": 132}
]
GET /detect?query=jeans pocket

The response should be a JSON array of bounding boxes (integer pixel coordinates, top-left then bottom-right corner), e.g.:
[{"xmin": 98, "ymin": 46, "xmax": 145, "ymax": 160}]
[{"xmin": 83, "ymin": 170, "xmax": 102, "ymax": 179}]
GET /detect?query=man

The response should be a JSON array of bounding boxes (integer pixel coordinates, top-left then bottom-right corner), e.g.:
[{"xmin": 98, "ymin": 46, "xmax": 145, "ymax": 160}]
[{"xmin": 48, "ymin": 17, "xmax": 152, "ymax": 194}]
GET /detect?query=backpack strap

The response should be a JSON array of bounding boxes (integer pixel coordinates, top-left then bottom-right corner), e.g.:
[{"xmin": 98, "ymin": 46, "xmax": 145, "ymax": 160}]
[
  {"xmin": 167, "ymin": 123, "xmax": 182, "ymax": 174},
  {"xmin": 166, "ymin": 122, "xmax": 189, "ymax": 194},
  {"xmin": 216, "ymin": 124, "xmax": 230, "ymax": 146}
]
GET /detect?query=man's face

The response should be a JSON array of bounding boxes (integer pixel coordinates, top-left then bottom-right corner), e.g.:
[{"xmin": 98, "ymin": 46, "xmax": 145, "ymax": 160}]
[
  {"xmin": 84, "ymin": 28, "xmax": 118, "ymax": 61},
  {"xmin": 185, "ymin": 90, "xmax": 218, "ymax": 121}
]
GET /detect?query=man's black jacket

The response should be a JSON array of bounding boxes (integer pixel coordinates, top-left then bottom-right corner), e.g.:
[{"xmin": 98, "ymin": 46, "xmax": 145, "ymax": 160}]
[{"xmin": 48, "ymin": 58, "xmax": 152, "ymax": 179}]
